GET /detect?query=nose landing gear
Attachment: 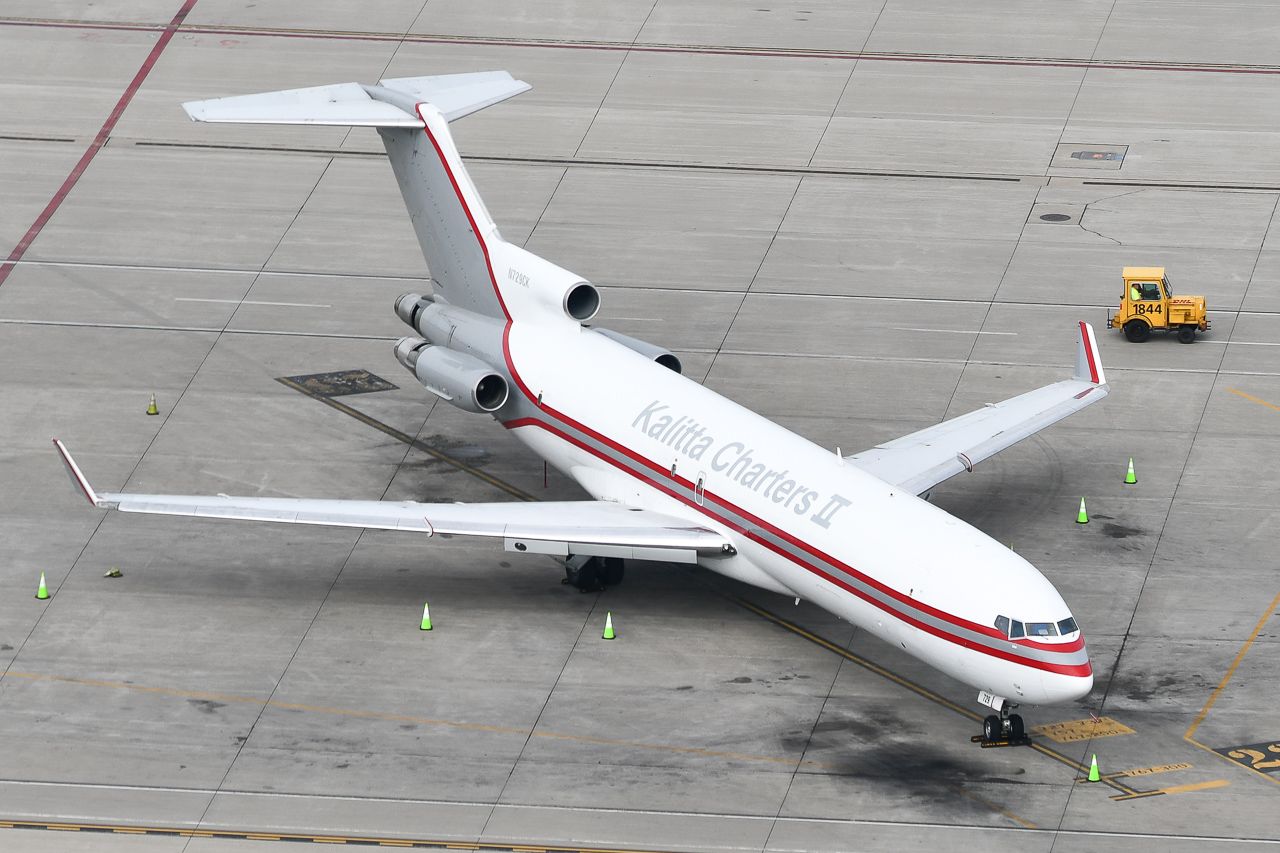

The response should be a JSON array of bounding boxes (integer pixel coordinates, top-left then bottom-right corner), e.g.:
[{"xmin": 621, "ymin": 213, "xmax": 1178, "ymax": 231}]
[{"xmin": 972, "ymin": 692, "xmax": 1029, "ymax": 747}]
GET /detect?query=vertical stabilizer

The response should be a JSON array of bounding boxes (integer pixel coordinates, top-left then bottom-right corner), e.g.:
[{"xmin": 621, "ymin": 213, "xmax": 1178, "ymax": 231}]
[
  {"xmin": 182, "ymin": 72, "xmax": 530, "ymax": 320},
  {"xmin": 375, "ymin": 105, "xmax": 507, "ymax": 318}
]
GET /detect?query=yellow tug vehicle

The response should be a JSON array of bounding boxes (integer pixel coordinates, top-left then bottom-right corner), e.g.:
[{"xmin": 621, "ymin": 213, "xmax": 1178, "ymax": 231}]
[{"xmin": 1108, "ymin": 266, "xmax": 1209, "ymax": 344}]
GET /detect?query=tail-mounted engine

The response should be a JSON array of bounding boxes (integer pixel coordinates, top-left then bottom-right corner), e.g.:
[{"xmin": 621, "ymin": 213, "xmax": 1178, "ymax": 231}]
[
  {"xmin": 591, "ymin": 327, "xmax": 682, "ymax": 374},
  {"xmin": 393, "ymin": 336, "xmax": 509, "ymax": 413}
]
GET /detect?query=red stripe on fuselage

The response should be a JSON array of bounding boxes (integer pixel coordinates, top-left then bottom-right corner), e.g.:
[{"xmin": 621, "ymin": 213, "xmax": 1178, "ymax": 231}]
[{"xmin": 417, "ymin": 114, "xmax": 1090, "ymax": 678}]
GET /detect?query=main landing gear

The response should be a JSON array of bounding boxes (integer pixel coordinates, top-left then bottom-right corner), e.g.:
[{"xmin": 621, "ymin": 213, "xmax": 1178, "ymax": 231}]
[
  {"xmin": 972, "ymin": 693, "xmax": 1028, "ymax": 747},
  {"xmin": 562, "ymin": 555, "xmax": 625, "ymax": 592}
]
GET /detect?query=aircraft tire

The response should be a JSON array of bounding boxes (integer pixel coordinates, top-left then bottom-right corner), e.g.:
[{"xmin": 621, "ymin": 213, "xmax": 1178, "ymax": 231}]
[
  {"xmin": 1009, "ymin": 714, "xmax": 1025, "ymax": 741},
  {"xmin": 983, "ymin": 714, "xmax": 1001, "ymax": 742}
]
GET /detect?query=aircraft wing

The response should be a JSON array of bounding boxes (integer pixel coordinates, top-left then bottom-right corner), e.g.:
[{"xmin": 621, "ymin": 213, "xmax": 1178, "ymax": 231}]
[
  {"xmin": 846, "ymin": 321, "xmax": 1108, "ymax": 496},
  {"xmin": 54, "ymin": 440, "xmax": 727, "ymax": 564}
]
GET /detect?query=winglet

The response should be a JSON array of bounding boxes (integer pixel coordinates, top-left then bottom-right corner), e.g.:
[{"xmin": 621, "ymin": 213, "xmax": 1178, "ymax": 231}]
[
  {"xmin": 53, "ymin": 439, "xmax": 105, "ymax": 508},
  {"xmin": 1074, "ymin": 321, "xmax": 1106, "ymax": 386}
]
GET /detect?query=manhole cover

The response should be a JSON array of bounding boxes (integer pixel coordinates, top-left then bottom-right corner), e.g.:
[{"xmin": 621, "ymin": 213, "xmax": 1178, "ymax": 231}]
[
  {"xmin": 1040, "ymin": 213, "xmax": 1072, "ymax": 222},
  {"xmin": 281, "ymin": 369, "xmax": 398, "ymax": 397}
]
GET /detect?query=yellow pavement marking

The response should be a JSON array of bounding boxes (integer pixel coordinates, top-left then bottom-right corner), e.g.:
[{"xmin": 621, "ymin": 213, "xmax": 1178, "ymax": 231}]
[
  {"xmin": 1157, "ymin": 779, "xmax": 1231, "ymax": 795},
  {"xmin": 733, "ymin": 597, "xmax": 983, "ymax": 722},
  {"xmin": 1112, "ymin": 762, "xmax": 1192, "ymax": 778},
  {"xmin": 1227, "ymin": 387, "xmax": 1280, "ymax": 413},
  {"xmin": 1183, "ymin": 586, "xmax": 1280, "ymax": 788},
  {"xmin": 1032, "ymin": 717, "xmax": 1135, "ymax": 743},
  {"xmin": 1185, "ymin": 587, "xmax": 1280, "ymax": 740},
  {"xmin": 0, "ymin": 820, "xmax": 676, "ymax": 852},
  {"xmin": 1109, "ymin": 790, "xmax": 1166, "ymax": 802},
  {"xmin": 732, "ymin": 598, "xmax": 1041, "ymax": 828}
]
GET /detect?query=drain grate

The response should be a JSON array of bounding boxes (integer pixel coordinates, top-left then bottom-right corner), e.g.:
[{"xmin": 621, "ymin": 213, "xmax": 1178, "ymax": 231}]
[
  {"xmin": 1051, "ymin": 143, "xmax": 1128, "ymax": 171},
  {"xmin": 281, "ymin": 369, "xmax": 398, "ymax": 397}
]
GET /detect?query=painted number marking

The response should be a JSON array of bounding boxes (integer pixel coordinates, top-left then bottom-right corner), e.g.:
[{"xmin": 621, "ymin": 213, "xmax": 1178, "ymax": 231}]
[
  {"xmin": 1133, "ymin": 302, "xmax": 1163, "ymax": 316},
  {"xmin": 1218, "ymin": 741, "xmax": 1280, "ymax": 774},
  {"xmin": 1032, "ymin": 717, "xmax": 1135, "ymax": 743}
]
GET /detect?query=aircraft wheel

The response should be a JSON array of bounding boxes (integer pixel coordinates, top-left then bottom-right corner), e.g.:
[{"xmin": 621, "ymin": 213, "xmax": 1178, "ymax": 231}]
[
  {"xmin": 600, "ymin": 557, "xmax": 625, "ymax": 586},
  {"xmin": 1177, "ymin": 325, "xmax": 1196, "ymax": 344},
  {"xmin": 982, "ymin": 714, "xmax": 1002, "ymax": 743},
  {"xmin": 1124, "ymin": 320, "xmax": 1150, "ymax": 343},
  {"xmin": 1009, "ymin": 713, "xmax": 1025, "ymax": 741}
]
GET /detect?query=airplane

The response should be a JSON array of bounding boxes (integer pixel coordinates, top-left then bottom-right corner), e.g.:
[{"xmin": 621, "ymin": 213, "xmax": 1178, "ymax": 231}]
[{"xmin": 54, "ymin": 71, "xmax": 1107, "ymax": 745}]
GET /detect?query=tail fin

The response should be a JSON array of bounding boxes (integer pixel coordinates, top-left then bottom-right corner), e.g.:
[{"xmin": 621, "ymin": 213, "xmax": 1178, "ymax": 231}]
[{"xmin": 183, "ymin": 72, "xmax": 530, "ymax": 320}]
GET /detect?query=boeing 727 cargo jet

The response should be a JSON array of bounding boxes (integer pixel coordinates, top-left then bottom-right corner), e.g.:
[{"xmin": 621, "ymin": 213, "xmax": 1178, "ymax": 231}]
[{"xmin": 55, "ymin": 72, "xmax": 1108, "ymax": 743}]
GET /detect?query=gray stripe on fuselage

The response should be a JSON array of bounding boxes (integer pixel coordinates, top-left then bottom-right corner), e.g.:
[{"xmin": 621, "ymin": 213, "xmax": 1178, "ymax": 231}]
[{"xmin": 500, "ymin": 398, "xmax": 1087, "ymax": 670}]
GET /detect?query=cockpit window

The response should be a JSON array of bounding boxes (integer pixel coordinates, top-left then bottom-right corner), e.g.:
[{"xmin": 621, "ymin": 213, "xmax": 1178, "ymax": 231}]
[{"xmin": 997, "ymin": 615, "xmax": 1077, "ymax": 640}]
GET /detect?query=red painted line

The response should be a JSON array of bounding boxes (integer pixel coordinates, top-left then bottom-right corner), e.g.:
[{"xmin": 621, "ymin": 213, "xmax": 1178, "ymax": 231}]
[
  {"xmin": 3, "ymin": 18, "xmax": 1280, "ymax": 76},
  {"xmin": 0, "ymin": 0, "xmax": 200, "ymax": 288}
]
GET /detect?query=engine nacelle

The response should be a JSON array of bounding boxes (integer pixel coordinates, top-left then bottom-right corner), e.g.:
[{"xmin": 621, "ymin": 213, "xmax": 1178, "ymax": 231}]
[
  {"xmin": 498, "ymin": 243, "xmax": 601, "ymax": 323},
  {"xmin": 392, "ymin": 336, "xmax": 509, "ymax": 414},
  {"xmin": 592, "ymin": 327, "xmax": 682, "ymax": 374},
  {"xmin": 395, "ymin": 292, "xmax": 507, "ymax": 365},
  {"xmin": 559, "ymin": 280, "xmax": 601, "ymax": 322}
]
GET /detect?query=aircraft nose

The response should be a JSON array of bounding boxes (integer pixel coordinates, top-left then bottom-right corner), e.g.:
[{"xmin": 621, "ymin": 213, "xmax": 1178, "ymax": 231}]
[{"xmin": 1041, "ymin": 667, "xmax": 1093, "ymax": 705}]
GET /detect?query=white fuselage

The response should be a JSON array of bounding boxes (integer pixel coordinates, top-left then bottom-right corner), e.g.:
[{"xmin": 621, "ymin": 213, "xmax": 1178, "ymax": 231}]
[
  {"xmin": 501, "ymin": 321, "xmax": 1093, "ymax": 707},
  {"xmin": 397, "ymin": 103, "xmax": 1092, "ymax": 709}
]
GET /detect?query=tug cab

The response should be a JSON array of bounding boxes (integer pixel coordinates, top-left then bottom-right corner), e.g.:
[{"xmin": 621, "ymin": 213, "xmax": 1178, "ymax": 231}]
[{"xmin": 1107, "ymin": 266, "xmax": 1209, "ymax": 343}]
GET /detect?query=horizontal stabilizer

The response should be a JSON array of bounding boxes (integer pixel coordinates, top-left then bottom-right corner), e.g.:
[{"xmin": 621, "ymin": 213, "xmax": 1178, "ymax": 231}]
[
  {"xmin": 182, "ymin": 82, "xmax": 422, "ymax": 127},
  {"xmin": 380, "ymin": 72, "xmax": 532, "ymax": 121},
  {"xmin": 182, "ymin": 71, "xmax": 530, "ymax": 127}
]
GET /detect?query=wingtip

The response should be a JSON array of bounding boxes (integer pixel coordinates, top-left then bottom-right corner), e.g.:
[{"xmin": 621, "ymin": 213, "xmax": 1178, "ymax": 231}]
[
  {"xmin": 53, "ymin": 438, "xmax": 103, "ymax": 507},
  {"xmin": 1075, "ymin": 320, "xmax": 1106, "ymax": 386}
]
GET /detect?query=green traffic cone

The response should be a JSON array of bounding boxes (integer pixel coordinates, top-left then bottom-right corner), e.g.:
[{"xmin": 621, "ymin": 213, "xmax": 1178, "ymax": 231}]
[
  {"xmin": 146, "ymin": 393, "xmax": 159, "ymax": 416},
  {"xmin": 1124, "ymin": 457, "xmax": 1136, "ymax": 485},
  {"xmin": 419, "ymin": 601, "xmax": 432, "ymax": 631},
  {"xmin": 35, "ymin": 572, "xmax": 49, "ymax": 600},
  {"xmin": 602, "ymin": 611, "xmax": 615, "ymax": 640},
  {"xmin": 1076, "ymin": 497, "xmax": 1089, "ymax": 524},
  {"xmin": 1087, "ymin": 753, "xmax": 1101, "ymax": 782}
]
